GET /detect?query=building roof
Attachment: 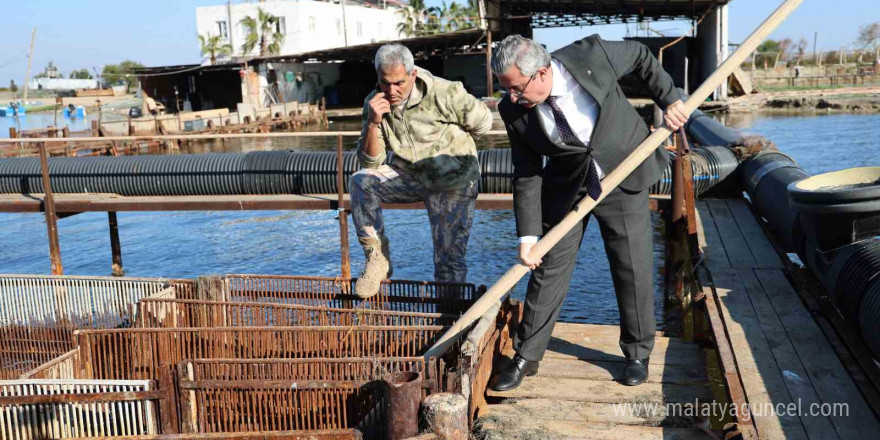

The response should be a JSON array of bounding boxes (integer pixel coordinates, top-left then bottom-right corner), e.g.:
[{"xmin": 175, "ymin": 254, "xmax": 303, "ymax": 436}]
[
  {"xmin": 500, "ymin": 0, "xmax": 732, "ymax": 27},
  {"xmin": 133, "ymin": 63, "xmax": 241, "ymax": 77},
  {"xmin": 252, "ymin": 27, "xmax": 492, "ymax": 63}
]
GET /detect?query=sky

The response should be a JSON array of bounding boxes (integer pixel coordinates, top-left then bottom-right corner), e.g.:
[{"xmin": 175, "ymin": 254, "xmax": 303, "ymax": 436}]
[{"xmin": 0, "ymin": 0, "xmax": 876, "ymax": 87}]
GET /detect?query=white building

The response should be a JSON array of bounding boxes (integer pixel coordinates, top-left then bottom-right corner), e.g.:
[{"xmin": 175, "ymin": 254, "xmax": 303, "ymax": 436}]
[{"xmin": 195, "ymin": 0, "xmax": 405, "ymax": 62}]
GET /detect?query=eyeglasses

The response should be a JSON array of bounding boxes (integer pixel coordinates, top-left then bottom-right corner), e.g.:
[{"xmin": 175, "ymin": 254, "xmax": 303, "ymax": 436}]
[{"xmin": 504, "ymin": 74, "xmax": 536, "ymax": 98}]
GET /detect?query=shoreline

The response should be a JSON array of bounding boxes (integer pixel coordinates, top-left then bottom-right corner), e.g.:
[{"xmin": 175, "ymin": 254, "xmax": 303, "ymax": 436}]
[{"xmin": 727, "ymin": 86, "xmax": 880, "ymax": 114}]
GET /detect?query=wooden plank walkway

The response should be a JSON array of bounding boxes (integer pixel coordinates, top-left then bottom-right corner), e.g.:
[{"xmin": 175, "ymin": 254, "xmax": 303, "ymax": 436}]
[
  {"xmin": 477, "ymin": 322, "xmax": 716, "ymax": 440},
  {"xmin": 697, "ymin": 198, "xmax": 880, "ymax": 440}
]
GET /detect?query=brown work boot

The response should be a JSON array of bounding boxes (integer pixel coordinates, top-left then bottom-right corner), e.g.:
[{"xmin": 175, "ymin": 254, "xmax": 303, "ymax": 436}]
[{"xmin": 355, "ymin": 236, "xmax": 392, "ymax": 298}]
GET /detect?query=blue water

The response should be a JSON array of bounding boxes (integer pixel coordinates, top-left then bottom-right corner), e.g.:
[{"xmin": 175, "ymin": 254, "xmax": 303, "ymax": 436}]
[
  {"xmin": 2, "ymin": 113, "xmax": 877, "ymax": 326},
  {"xmin": 0, "ymin": 113, "xmax": 99, "ymax": 137}
]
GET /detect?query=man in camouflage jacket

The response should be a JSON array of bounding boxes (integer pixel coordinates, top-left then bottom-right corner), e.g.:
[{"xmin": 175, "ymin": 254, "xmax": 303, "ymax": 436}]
[{"xmin": 351, "ymin": 43, "xmax": 493, "ymax": 298}]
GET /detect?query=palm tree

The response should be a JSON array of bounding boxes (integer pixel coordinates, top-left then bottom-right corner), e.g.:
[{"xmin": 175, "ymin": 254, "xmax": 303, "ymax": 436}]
[
  {"xmin": 239, "ymin": 8, "xmax": 285, "ymax": 56},
  {"xmin": 198, "ymin": 33, "xmax": 233, "ymax": 65},
  {"xmin": 396, "ymin": 0, "xmax": 432, "ymax": 37}
]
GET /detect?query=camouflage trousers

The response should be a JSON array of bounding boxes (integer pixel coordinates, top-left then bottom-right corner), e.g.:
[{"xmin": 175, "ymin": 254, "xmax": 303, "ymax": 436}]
[{"xmin": 350, "ymin": 163, "xmax": 478, "ymax": 283}]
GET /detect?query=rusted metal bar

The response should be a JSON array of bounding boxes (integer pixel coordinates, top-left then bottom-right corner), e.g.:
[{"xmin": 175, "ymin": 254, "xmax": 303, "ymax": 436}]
[
  {"xmin": 179, "ymin": 379, "xmax": 379, "ymax": 390},
  {"xmin": 138, "ymin": 297, "xmax": 456, "ymax": 328},
  {"xmin": 670, "ymin": 135, "xmax": 685, "ymax": 223},
  {"xmin": 38, "ymin": 141, "xmax": 64, "ymax": 275},
  {"xmin": 108, "ymin": 211, "xmax": 124, "ymax": 276},
  {"xmin": 485, "ymin": 30, "xmax": 493, "ymax": 98},
  {"xmin": 701, "ymin": 282, "xmax": 758, "ymax": 439},
  {"xmin": 678, "ymin": 128, "xmax": 698, "ymax": 235},
  {"xmin": 74, "ymin": 430, "xmax": 363, "ymax": 440},
  {"xmin": 385, "ymin": 371, "xmax": 422, "ymax": 440},
  {"xmin": 337, "ymin": 134, "xmax": 352, "ymax": 279},
  {"xmin": 159, "ymin": 365, "xmax": 181, "ymax": 433},
  {"xmin": 0, "ymin": 388, "xmax": 162, "ymax": 405},
  {"xmin": 75, "ymin": 326, "xmax": 445, "ymax": 382}
]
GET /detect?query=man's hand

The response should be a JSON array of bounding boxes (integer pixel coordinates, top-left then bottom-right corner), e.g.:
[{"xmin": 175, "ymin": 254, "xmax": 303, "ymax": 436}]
[
  {"xmin": 367, "ymin": 92, "xmax": 391, "ymax": 126},
  {"xmin": 518, "ymin": 242, "xmax": 543, "ymax": 270},
  {"xmin": 663, "ymin": 100, "xmax": 689, "ymax": 131}
]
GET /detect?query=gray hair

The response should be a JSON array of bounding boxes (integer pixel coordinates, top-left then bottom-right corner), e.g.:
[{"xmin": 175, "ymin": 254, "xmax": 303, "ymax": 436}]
[
  {"xmin": 491, "ymin": 35, "xmax": 550, "ymax": 76},
  {"xmin": 374, "ymin": 44, "xmax": 415, "ymax": 73}
]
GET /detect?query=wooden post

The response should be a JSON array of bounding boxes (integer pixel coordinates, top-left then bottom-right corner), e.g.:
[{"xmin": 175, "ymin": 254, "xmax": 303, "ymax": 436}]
[
  {"xmin": 485, "ymin": 30, "xmax": 493, "ymax": 98},
  {"xmin": 108, "ymin": 212, "xmax": 124, "ymax": 276},
  {"xmin": 423, "ymin": 393, "xmax": 468, "ymax": 440},
  {"xmin": 91, "ymin": 120, "xmax": 99, "ymax": 137},
  {"xmin": 38, "ymin": 142, "xmax": 63, "ymax": 275},
  {"xmin": 337, "ymin": 135, "xmax": 351, "ymax": 279}
]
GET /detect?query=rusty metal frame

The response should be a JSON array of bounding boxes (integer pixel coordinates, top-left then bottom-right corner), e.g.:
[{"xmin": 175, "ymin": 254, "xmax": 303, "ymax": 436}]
[
  {"xmin": 698, "ymin": 269, "xmax": 758, "ymax": 440},
  {"xmin": 137, "ymin": 298, "xmax": 458, "ymax": 329}
]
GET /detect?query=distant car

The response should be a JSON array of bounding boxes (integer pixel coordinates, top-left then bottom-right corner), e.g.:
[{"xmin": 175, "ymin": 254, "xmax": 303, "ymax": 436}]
[{"xmin": 128, "ymin": 107, "xmax": 143, "ymax": 118}]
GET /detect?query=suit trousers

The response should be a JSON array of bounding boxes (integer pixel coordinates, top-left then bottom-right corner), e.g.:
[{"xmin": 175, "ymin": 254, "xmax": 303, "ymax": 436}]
[{"xmin": 514, "ymin": 186, "xmax": 656, "ymax": 362}]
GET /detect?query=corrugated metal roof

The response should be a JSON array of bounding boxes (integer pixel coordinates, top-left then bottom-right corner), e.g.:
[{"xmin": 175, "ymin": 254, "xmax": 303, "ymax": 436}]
[{"xmin": 501, "ymin": 0, "xmax": 732, "ymax": 27}]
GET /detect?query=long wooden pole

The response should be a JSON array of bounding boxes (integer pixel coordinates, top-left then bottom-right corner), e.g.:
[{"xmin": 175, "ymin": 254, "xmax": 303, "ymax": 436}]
[{"xmin": 424, "ymin": 0, "xmax": 806, "ymax": 360}]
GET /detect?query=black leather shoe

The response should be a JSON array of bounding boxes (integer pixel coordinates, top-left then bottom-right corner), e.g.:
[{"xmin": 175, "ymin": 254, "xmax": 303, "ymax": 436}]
[
  {"xmin": 489, "ymin": 354, "xmax": 539, "ymax": 391},
  {"xmin": 622, "ymin": 358, "xmax": 650, "ymax": 386}
]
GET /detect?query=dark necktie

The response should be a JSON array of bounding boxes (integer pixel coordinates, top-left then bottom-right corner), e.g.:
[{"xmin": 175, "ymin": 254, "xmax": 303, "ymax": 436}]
[{"xmin": 546, "ymin": 95, "xmax": 602, "ymax": 201}]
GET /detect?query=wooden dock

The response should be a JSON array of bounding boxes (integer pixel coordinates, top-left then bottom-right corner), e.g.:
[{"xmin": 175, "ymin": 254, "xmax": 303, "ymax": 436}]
[
  {"xmin": 697, "ymin": 198, "xmax": 880, "ymax": 439},
  {"xmin": 475, "ymin": 197, "xmax": 880, "ymax": 440},
  {"xmin": 478, "ymin": 323, "xmax": 715, "ymax": 439}
]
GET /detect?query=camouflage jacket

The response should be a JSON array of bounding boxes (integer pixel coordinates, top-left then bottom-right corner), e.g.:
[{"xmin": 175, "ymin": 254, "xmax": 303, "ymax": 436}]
[{"xmin": 357, "ymin": 68, "xmax": 493, "ymax": 191}]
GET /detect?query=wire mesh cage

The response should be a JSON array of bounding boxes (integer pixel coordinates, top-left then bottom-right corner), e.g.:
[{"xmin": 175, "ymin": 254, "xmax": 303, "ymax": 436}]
[
  {"xmin": 177, "ymin": 357, "xmax": 434, "ymax": 436},
  {"xmin": 0, "ymin": 276, "xmax": 171, "ymax": 379}
]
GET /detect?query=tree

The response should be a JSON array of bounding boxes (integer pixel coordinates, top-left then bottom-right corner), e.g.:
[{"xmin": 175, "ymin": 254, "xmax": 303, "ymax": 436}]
[
  {"xmin": 396, "ymin": 0, "xmax": 479, "ymax": 37},
  {"xmin": 9, "ymin": 80, "xmax": 17, "ymax": 94},
  {"xmin": 102, "ymin": 60, "xmax": 144, "ymax": 88},
  {"xmin": 774, "ymin": 38, "xmax": 792, "ymax": 67},
  {"xmin": 198, "ymin": 33, "xmax": 233, "ymax": 65},
  {"xmin": 69, "ymin": 69, "xmax": 92, "ymax": 79},
  {"xmin": 239, "ymin": 8, "xmax": 284, "ymax": 56},
  {"xmin": 756, "ymin": 40, "xmax": 780, "ymax": 69},
  {"xmin": 856, "ymin": 22, "xmax": 880, "ymax": 50},
  {"xmin": 396, "ymin": 0, "xmax": 430, "ymax": 37},
  {"xmin": 795, "ymin": 38, "xmax": 809, "ymax": 65}
]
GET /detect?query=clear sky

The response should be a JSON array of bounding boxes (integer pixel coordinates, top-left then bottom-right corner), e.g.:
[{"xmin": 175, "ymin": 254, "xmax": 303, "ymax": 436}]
[{"xmin": 0, "ymin": 0, "xmax": 876, "ymax": 88}]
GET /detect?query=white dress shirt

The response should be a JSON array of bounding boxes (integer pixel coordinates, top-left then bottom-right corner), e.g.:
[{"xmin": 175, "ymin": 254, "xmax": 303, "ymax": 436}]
[{"xmin": 519, "ymin": 59, "xmax": 604, "ymax": 245}]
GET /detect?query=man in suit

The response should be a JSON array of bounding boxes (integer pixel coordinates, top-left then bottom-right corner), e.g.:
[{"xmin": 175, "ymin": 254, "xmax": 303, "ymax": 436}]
[{"xmin": 488, "ymin": 35, "xmax": 689, "ymax": 390}]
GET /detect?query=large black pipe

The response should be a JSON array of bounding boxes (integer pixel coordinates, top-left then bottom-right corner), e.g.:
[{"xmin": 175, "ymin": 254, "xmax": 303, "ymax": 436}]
[
  {"xmin": 0, "ymin": 147, "xmax": 740, "ymax": 197},
  {"xmin": 739, "ymin": 151, "xmax": 810, "ymax": 253},
  {"xmin": 684, "ymin": 108, "xmax": 742, "ymax": 147}
]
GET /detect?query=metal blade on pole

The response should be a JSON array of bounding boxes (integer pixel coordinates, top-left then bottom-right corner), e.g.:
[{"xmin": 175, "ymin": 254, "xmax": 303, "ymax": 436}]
[{"xmin": 424, "ymin": 0, "xmax": 806, "ymax": 360}]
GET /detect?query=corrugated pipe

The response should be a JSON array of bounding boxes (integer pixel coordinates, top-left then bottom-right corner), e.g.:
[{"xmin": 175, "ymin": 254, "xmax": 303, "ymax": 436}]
[{"xmin": 0, "ymin": 147, "xmax": 739, "ymax": 197}]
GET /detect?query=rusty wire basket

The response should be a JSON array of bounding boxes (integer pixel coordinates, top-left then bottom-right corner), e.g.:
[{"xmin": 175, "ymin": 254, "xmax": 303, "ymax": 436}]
[
  {"xmin": 223, "ymin": 275, "xmax": 484, "ymax": 315},
  {"xmin": 0, "ymin": 379, "xmax": 159, "ymax": 439},
  {"xmin": 74, "ymin": 326, "xmax": 444, "ymax": 382},
  {"xmin": 177, "ymin": 357, "xmax": 434, "ymax": 437},
  {"xmin": 137, "ymin": 298, "xmax": 458, "ymax": 328},
  {"xmin": 0, "ymin": 275, "xmax": 172, "ymax": 379}
]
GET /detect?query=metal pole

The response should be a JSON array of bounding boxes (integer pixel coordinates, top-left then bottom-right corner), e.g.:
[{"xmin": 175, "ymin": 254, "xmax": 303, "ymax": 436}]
[
  {"xmin": 38, "ymin": 142, "xmax": 63, "ymax": 275},
  {"xmin": 108, "ymin": 212, "xmax": 124, "ymax": 276},
  {"xmin": 22, "ymin": 26, "xmax": 36, "ymax": 104},
  {"xmin": 485, "ymin": 30, "xmax": 493, "ymax": 97},
  {"xmin": 337, "ymin": 134, "xmax": 351, "ymax": 279}
]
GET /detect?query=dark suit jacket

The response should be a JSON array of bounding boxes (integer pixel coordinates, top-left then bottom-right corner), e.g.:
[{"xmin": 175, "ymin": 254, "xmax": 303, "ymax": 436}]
[{"xmin": 499, "ymin": 34, "xmax": 681, "ymax": 237}]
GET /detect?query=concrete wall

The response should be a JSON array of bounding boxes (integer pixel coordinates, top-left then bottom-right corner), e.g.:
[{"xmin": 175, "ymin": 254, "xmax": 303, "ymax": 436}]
[
  {"xmin": 196, "ymin": 0, "xmax": 403, "ymax": 61},
  {"xmin": 28, "ymin": 78, "xmax": 99, "ymax": 90}
]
